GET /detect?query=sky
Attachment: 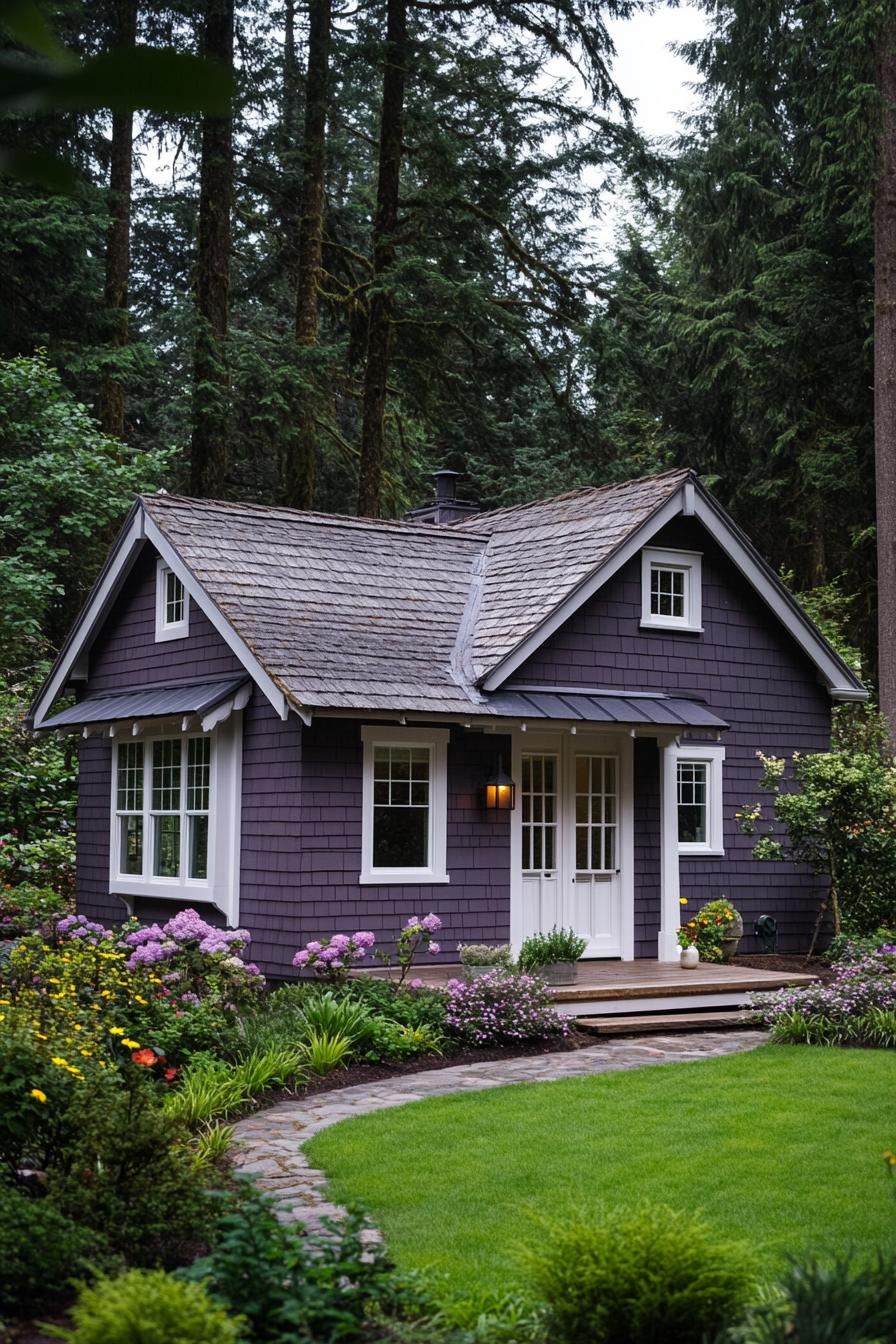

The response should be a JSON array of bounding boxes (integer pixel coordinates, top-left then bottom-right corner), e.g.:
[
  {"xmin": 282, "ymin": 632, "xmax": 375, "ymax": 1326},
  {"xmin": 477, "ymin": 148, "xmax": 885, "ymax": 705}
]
[{"xmin": 607, "ymin": 2, "xmax": 708, "ymax": 142}]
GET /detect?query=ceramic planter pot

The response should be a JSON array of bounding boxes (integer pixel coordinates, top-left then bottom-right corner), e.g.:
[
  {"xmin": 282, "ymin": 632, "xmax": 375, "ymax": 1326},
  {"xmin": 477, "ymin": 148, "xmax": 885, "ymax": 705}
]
[
  {"xmin": 539, "ymin": 960, "xmax": 578, "ymax": 985},
  {"xmin": 720, "ymin": 911, "xmax": 744, "ymax": 963},
  {"xmin": 680, "ymin": 945, "xmax": 700, "ymax": 970}
]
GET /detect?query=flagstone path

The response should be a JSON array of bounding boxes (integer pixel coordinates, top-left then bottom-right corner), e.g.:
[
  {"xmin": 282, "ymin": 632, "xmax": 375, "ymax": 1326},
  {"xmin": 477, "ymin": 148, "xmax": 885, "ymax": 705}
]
[{"xmin": 231, "ymin": 1029, "xmax": 766, "ymax": 1235}]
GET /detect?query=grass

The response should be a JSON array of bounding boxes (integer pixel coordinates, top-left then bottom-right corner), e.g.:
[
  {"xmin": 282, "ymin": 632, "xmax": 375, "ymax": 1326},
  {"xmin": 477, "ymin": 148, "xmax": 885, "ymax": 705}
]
[{"xmin": 306, "ymin": 1045, "xmax": 896, "ymax": 1294}]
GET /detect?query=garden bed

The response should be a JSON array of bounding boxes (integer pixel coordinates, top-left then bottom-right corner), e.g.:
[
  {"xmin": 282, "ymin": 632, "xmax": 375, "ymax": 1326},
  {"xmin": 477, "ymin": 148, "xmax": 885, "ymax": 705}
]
[{"xmin": 734, "ymin": 952, "xmax": 837, "ymax": 983}]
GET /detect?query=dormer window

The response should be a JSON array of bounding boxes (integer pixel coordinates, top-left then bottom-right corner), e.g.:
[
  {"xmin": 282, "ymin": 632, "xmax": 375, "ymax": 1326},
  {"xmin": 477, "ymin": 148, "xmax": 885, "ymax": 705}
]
[
  {"xmin": 640, "ymin": 547, "xmax": 702, "ymax": 633},
  {"xmin": 155, "ymin": 559, "xmax": 189, "ymax": 641}
]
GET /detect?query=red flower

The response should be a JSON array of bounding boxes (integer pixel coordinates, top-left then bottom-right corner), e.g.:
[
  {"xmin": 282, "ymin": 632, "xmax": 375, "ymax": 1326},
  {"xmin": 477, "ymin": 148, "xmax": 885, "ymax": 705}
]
[
  {"xmin": 131, "ymin": 1048, "xmax": 158, "ymax": 1067},
  {"xmin": 164, "ymin": 1066, "xmax": 179, "ymax": 1083}
]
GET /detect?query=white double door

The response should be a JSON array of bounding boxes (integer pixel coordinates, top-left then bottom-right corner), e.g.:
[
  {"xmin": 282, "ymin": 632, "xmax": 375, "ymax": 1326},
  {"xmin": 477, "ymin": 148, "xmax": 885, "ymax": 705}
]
[{"xmin": 513, "ymin": 731, "xmax": 633, "ymax": 959}]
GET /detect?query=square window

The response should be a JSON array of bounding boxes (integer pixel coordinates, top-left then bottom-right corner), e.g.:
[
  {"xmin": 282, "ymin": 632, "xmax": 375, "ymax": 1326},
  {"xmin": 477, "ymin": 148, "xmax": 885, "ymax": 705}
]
[
  {"xmin": 674, "ymin": 747, "xmax": 724, "ymax": 854},
  {"xmin": 641, "ymin": 548, "xmax": 702, "ymax": 631},
  {"xmin": 155, "ymin": 559, "xmax": 189, "ymax": 640}
]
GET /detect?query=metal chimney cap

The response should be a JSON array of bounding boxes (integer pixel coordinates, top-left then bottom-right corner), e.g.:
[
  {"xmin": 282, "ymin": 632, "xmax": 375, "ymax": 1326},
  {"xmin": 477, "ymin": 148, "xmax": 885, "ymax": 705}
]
[{"xmin": 434, "ymin": 469, "xmax": 460, "ymax": 502}]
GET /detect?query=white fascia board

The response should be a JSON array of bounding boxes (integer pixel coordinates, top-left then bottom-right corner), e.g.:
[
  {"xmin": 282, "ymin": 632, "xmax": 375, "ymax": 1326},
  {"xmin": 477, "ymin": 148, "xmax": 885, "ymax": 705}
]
[
  {"xmin": 480, "ymin": 489, "xmax": 686, "ymax": 691},
  {"xmin": 690, "ymin": 491, "xmax": 867, "ymax": 699},
  {"xmin": 30, "ymin": 507, "xmax": 146, "ymax": 728},
  {"xmin": 142, "ymin": 513, "xmax": 291, "ymax": 721}
]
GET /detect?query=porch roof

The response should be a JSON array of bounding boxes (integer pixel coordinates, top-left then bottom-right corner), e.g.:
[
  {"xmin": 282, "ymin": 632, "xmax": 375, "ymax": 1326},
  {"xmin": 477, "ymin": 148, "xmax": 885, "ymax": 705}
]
[
  {"xmin": 38, "ymin": 675, "xmax": 250, "ymax": 731},
  {"xmin": 482, "ymin": 689, "xmax": 728, "ymax": 730}
]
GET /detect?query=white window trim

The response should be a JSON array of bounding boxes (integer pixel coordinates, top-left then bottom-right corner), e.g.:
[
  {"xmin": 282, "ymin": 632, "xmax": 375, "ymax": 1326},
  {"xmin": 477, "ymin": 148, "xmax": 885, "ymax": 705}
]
[
  {"xmin": 674, "ymin": 742, "xmax": 725, "ymax": 856},
  {"xmin": 360, "ymin": 724, "xmax": 450, "ymax": 885},
  {"xmin": 108, "ymin": 713, "xmax": 243, "ymax": 923},
  {"xmin": 155, "ymin": 557, "xmax": 190, "ymax": 642},
  {"xmin": 640, "ymin": 546, "xmax": 703, "ymax": 633}
]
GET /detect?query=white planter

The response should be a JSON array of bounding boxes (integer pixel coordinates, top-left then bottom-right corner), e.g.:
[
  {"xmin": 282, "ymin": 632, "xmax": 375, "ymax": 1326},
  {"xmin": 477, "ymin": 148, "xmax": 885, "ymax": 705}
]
[
  {"xmin": 680, "ymin": 945, "xmax": 700, "ymax": 970},
  {"xmin": 463, "ymin": 964, "xmax": 498, "ymax": 980}
]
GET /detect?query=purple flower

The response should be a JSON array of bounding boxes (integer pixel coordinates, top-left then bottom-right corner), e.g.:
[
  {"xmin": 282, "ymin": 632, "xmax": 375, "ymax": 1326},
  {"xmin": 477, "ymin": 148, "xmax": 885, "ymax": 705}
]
[
  {"xmin": 179, "ymin": 991, "xmax": 200, "ymax": 1006},
  {"xmin": 428, "ymin": 942, "xmax": 441, "ymax": 955},
  {"xmin": 409, "ymin": 978, "xmax": 425, "ymax": 990},
  {"xmin": 244, "ymin": 962, "xmax": 261, "ymax": 976},
  {"xmin": 306, "ymin": 941, "xmax": 322, "ymax": 955},
  {"xmin": 353, "ymin": 931, "xmax": 375, "ymax": 949},
  {"xmin": 421, "ymin": 913, "xmax": 442, "ymax": 934},
  {"xmin": 292, "ymin": 949, "xmax": 311, "ymax": 967},
  {"xmin": 330, "ymin": 934, "xmax": 350, "ymax": 953}
]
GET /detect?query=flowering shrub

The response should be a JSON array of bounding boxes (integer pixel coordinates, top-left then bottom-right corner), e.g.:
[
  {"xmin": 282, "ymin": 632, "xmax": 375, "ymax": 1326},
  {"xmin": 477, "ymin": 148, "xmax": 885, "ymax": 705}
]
[
  {"xmin": 0, "ymin": 880, "xmax": 70, "ymax": 939},
  {"xmin": 0, "ymin": 830, "xmax": 76, "ymax": 901},
  {"xmin": 827, "ymin": 927, "xmax": 896, "ymax": 964},
  {"xmin": 374, "ymin": 912, "xmax": 443, "ymax": 986},
  {"xmin": 676, "ymin": 898, "xmax": 741, "ymax": 963},
  {"xmin": 291, "ymin": 930, "xmax": 375, "ymax": 983},
  {"xmin": 444, "ymin": 970, "xmax": 569, "ymax": 1045},
  {"xmin": 749, "ymin": 945, "xmax": 896, "ymax": 1045}
]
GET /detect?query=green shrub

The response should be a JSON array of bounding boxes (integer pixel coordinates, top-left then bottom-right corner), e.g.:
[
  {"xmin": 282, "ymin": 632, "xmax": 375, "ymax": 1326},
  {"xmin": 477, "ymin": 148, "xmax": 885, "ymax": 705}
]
[
  {"xmin": 361, "ymin": 1019, "xmax": 444, "ymax": 1062},
  {"xmin": 180, "ymin": 1180, "xmax": 409, "ymax": 1343},
  {"xmin": 457, "ymin": 944, "xmax": 515, "ymax": 969},
  {"xmin": 0, "ymin": 880, "xmax": 69, "ymax": 938},
  {"xmin": 52, "ymin": 1269, "xmax": 243, "ymax": 1344},
  {"xmin": 518, "ymin": 927, "xmax": 586, "ymax": 971},
  {"xmin": 732, "ymin": 1251, "xmax": 896, "ymax": 1343},
  {"xmin": 295, "ymin": 989, "xmax": 375, "ymax": 1043},
  {"xmin": 827, "ymin": 928, "xmax": 896, "ymax": 964},
  {"xmin": 48, "ymin": 1078, "xmax": 215, "ymax": 1266},
  {"xmin": 299, "ymin": 1027, "xmax": 352, "ymax": 1074},
  {"xmin": 521, "ymin": 1205, "xmax": 754, "ymax": 1344},
  {"xmin": 344, "ymin": 977, "xmax": 448, "ymax": 1035},
  {"xmin": 193, "ymin": 1122, "xmax": 235, "ymax": 1169},
  {"xmin": 0, "ymin": 1183, "xmax": 100, "ymax": 1317}
]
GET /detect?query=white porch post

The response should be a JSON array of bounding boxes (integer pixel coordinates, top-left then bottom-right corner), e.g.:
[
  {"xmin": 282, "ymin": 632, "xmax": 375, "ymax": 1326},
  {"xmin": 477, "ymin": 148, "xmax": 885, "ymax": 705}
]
[{"xmin": 658, "ymin": 737, "xmax": 681, "ymax": 961}]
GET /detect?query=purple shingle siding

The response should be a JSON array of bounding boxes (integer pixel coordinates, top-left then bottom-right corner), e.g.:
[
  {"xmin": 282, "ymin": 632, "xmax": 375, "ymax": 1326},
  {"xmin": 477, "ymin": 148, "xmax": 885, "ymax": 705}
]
[{"xmin": 514, "ymin": 517, "xmax": 832, "ymax": 953}]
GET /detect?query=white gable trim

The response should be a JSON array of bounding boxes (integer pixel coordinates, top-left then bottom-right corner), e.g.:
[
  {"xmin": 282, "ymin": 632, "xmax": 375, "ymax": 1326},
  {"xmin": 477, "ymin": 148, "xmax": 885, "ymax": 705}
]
[
  {"xmin": 480, "ymin": 481, "xmax": 866, "ymax": 701},
  {"xmin": 30, "ymin": 503, "xmax": 292, "ymax": 728}
]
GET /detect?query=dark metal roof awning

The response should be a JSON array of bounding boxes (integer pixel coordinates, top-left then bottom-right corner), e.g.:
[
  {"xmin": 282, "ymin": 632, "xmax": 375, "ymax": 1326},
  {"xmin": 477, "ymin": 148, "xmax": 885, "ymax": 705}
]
[
  {"xmin": 39, "ymin": 676, "xmax": 251, "ymax": 733},
  {"xmin": 485, "ymin": 688, "xmax": 728, "ymax": 731}
]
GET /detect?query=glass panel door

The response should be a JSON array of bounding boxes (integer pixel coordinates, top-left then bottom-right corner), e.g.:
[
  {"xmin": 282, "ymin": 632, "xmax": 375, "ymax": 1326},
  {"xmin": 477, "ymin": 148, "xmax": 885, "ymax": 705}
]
[
  {"xmin": 574, "ymin": 755, "xmax": 618, "ymax": 874},
  {"xmin": 521, "ymin": 753, "xmax": 558, "ymax": 874}
]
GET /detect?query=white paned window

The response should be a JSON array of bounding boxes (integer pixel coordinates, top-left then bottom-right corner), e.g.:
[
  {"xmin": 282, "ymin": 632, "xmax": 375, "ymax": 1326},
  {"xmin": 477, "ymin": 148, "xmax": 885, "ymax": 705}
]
[
  {"xmin": 673, "ymin": 743, "xmax": 725, "ymax": 855},
  {"xmin": 155, "ymin": 558, "xmax": 190, "ymax": 641},
  {"xmin": 360, "ymin": 726, "xmax": 449, "ymax": 883},
  {"xmin": 574, "ymin": 754, "xmax": 618, "ymax": 873},
  {"xmin": 521, "ymin": 753, "xmax": 558, "ymax": 873},
  {"xmin": 641, "ymin": 547, "xmax": 702, "ymax": 632},
  {"xmin": 109, "ymin": 718, "xmax": 243, "ymax": 918}
]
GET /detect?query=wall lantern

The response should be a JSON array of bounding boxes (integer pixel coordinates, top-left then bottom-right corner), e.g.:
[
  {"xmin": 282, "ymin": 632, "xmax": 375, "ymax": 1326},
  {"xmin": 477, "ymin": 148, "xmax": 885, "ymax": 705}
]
[{"xmin": 482, "ymin": 756, "xmax": 516, "ymax": 811}]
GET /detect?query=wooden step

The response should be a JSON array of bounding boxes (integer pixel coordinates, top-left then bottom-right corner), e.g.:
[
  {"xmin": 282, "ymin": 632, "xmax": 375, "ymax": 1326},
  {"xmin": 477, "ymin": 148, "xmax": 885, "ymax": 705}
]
[{"xmin": 574, "ymin": 1010, "xmax": 750, "ymax": 1036}]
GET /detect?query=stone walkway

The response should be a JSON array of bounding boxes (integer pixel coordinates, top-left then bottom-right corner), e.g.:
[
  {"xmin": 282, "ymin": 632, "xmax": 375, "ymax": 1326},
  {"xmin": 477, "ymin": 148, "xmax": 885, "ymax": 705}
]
[{"xmin": 231, "ymin": 1030, "xmax": 766, "ymax": 1235}]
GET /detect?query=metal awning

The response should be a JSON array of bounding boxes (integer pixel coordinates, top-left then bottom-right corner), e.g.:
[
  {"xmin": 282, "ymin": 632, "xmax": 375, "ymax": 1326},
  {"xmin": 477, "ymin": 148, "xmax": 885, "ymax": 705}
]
[
  {"xmin": 484, "ymin": 688, "xmax": 728, "ymax": 731},
  {"xmin": 39, "ymin": 676, "xmax": 251, "ymax": 734}
]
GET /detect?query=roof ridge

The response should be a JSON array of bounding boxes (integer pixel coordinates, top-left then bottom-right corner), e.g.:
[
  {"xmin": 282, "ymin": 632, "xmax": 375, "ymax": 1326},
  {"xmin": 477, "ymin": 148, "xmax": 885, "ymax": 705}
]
[
  {"xmin": 140, "ymin": 492, "xmax": 491, "ymax": 543},
  {"xmin": 453, "ymin": 467, "xmax": 692, "ymax": 530}
]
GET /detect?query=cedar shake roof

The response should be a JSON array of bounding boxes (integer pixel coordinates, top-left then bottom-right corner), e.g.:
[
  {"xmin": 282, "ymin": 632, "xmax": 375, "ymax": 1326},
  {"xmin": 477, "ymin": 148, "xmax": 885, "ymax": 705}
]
[{"xmin": 140, "ymin": 470, "xmax": 691, "ymax": 716}]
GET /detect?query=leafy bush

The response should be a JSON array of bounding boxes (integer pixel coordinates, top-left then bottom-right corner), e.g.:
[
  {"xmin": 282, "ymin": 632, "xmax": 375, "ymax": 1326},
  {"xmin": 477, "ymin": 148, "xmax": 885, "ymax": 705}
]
[
  {"xmin": 827, "ymin": 927, "xmax": 896, "ymax": 963},
  {"xmin": 0, "ymin": 679, "xmax": 76, "ymax": 841},
  {"xmin": 0, "ymin": 880, "xmax": 70, "ymax": 939},
  {"xmin": 47, "ymin": 1076, "xmax": 215, "ymax": 1265},
  {"xmin": 0, "ymin": 831, "xmax": 76, "ymax": 901},
  {"xmin": 458, "ymin": 944, "xmax": 515, "ymax": 968},
  {"xmin": 294, "ymin": 989, "xmax": 374, "ymax": 1044},
  {"xmin": 344, "ymin": 976, "xmax": 448, "ymax": 1036},
  {"xmin": 120, "ymin": 908, "xmax": 265, "ymax": 1010},
  {"xmin": 444, "ymin": 971, "xmax": 569, "ymax": 1046},
  {"xmin": 518, "ymin": 927, "xmax": 586, "ymax": 971},
  {"xmin": 360, "ymin": 1019, "xmax": 444, "ymax": 1062},
  {"xmin": 54, "ymin": 1269, "xmax": 243, "ymax": 1344},
  {"xmin": 677, "ymin": 898, "xmax": 741, "ymax": 964},
  {"xmin": 193, "ymin": 1122, "xmax": 235, "ymax": 1169},
  {"xmin": 0, "ymin": 1183, "xmax": 100, "ymax": 1317},
  {"xmin": 731, "ymin": 1251, "xmax": 896, "ymax": 1343},
  {"xmin": 163, "ymin": 1057, "xmax": 249, "ymax": 1127},
  {"xmin": 522, "ymin": 1205, "xmax": 753, "ymax": 1344},
  {"xmin": 181, "ymin": 1180, "xmax": 412, "ymax": 1343},
  {"xmin": 750, "ymin": 945, "xmax": 896, "ymax": 1045},
  {"xmin": 738, "ymin": 729, "xmax": 896, "ymax": 937}
]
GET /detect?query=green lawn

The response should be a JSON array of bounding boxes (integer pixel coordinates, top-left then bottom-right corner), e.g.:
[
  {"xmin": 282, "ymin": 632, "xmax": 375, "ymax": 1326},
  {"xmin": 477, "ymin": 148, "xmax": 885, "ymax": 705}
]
[{"xmin": 306, "ymin": 1046, "xmax": 896, "ymax": 1294}]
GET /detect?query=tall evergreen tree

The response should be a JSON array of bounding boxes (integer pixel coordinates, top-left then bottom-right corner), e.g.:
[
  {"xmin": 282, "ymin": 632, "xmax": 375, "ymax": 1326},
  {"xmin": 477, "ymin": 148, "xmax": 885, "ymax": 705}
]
[{"xmin": 875, "ymin": 7, "xmax": 896, "ymax": 735}]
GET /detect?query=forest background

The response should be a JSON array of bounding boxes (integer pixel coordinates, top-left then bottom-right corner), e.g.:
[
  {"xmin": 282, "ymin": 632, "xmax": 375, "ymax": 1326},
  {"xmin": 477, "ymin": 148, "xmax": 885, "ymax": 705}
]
[{"xmin": 0, "ymin": 0, "xmax": 888, "ymax": 713}]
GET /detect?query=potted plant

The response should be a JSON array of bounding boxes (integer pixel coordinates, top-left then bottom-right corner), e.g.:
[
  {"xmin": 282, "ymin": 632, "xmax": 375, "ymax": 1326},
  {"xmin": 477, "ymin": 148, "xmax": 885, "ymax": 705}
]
[
  {"xmin": 457, "ymin": 943, "xmax": 514, "ymax": 980},
  {"xmin": 518, "ymin": 927, "xmax": 587, "ymax": 985},
  {"xmin": 677, "ymin": 897, "xmax": 743, "ymax": 964},
  {"xmin": 676, "ymin": 923, "xmax": 700, "ymax": 969}
]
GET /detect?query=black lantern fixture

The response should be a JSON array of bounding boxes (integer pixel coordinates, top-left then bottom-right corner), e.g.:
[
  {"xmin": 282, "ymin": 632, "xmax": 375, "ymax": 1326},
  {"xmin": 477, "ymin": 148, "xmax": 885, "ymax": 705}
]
[{"xmin": 482, "ymin": 755, "xmax": 516, "ymax": 811}]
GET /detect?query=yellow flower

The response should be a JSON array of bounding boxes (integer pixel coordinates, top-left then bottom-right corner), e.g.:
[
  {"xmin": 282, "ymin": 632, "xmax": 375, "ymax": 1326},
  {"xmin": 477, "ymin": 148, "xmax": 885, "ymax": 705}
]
[
  {"xmin": 109, "ymin": 1026, "xmax": 125, "ymax": 1036},
  {"xmin": 121, "ymin": 1038, "xmax": 140, "ymax": 1049},
  {"xmin": 134, "ymin": 995, "xmax": 148, "ymax": 1005},
  {"xmin": 679, "ymin": 897, "xmax": 688, "ymax": 905},
  {"xmin": 29, "ymin": 1089, "xmax": 47, "ymax": 1104},
  {"xmin": 35, "ymin": 1031, "xmax": 48, "ymax": 1041},
  {"xmin": 50, "ymin": 1056, "xmax": 69, "ymax": 1068}
]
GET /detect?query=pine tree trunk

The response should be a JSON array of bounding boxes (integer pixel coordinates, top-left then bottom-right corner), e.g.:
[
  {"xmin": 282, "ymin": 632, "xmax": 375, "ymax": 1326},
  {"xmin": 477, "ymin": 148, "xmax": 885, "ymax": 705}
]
[
  {"xmin": 876, "ymin": 11, "xmax": 896, "ymax": 737},
  {"xmin": 283, "ymin": 0, "xmax": 332, "ymax": 509},
  {"xmin": 99, "ymin": 0, "xmax": 136, "ymax": 439},
  {"xmin": 357, "ymin": 0, "xmax": 407, "ymax": 518},
  {"xmin": 281, "ymin": 0, "xmax": 300, "ymax": 288},
  {"xmin": 190, "ymin": 0, "xmax": 234, "ymax": 499}
]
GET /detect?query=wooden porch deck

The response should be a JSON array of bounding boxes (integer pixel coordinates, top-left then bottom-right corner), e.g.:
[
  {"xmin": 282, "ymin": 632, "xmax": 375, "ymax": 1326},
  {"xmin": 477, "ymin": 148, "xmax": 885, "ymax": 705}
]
[{"xmin": 366, "ymin": 958, "xmax": 817, "ymax": 1018}]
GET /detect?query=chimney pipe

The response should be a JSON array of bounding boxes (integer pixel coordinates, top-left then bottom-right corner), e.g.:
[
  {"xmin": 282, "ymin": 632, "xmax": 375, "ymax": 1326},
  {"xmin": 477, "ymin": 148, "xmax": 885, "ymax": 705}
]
[
  {"xmin": 403, "ymin": 465, "xmax": 480, "ymax": 526},
  {"xmin": 434, "ymin": 469, "xmax": 459, "ymax": 503}
]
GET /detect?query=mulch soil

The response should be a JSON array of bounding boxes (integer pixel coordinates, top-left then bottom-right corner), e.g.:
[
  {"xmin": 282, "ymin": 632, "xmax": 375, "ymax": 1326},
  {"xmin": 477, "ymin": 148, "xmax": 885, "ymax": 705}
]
[{"xmin": 733, "ymin": 952, "xmax": 836, "ymax": 984}]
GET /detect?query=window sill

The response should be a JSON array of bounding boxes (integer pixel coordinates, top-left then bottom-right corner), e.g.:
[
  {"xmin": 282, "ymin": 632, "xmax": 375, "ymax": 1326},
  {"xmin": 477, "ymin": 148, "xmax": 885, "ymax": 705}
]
[
  {"xmin": 359, "ymin": 871, "xmax": 450, "ymax": 886},
  {"xmin": 155, "ymin": 624, "xmax": 189, "ymax": 643},
  {"xmin": 639, "ymin": 620, "xmax": 704, "ymax": 634},
  {"xmin": 678, "ymin": 847, "xmax": 725, "ymax": 858},
  {"xmin": 110, "ymin": 878, "xmax": 212, "ymax": 900}
]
